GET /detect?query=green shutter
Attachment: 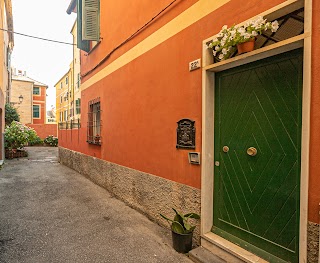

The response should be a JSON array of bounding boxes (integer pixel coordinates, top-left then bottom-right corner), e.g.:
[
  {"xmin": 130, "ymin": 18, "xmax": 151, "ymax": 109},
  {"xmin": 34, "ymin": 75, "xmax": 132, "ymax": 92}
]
[
  {"xmin": 82, "ymin": 0, "xmax": 100, "ymax": 41},
  {"xmin": 75, "ymin": 99, "xmax": 81, "ymax": 114},
  {"xmin": 77, "ymin": 0, "xmax": 90, "ymax": 52}
]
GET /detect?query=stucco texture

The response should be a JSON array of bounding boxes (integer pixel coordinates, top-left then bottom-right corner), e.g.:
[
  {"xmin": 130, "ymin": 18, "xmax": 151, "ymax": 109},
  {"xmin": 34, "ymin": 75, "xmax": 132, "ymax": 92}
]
[{"xmin": 307, "ymin": 222, "xmax": 319, "ymax": 263}]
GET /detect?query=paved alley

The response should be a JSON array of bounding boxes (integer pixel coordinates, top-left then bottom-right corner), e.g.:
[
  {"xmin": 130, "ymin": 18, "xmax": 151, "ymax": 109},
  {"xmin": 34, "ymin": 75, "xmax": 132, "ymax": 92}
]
[{"xmin": 0, "ymin": 147, "xmax": 193, "ymax": 263}]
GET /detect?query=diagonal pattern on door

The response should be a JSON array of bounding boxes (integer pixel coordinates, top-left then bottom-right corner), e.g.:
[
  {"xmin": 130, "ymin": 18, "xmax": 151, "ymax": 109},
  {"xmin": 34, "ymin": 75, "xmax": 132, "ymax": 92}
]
[{"xmin": 213, "ymin": 49, "xmax": 303, "ymax": 263}]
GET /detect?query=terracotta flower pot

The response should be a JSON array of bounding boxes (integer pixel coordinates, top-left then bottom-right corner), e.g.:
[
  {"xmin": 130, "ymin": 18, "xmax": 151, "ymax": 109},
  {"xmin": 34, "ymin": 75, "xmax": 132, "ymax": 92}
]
[{"xmin": 237, "ymin": 38, "xmax": 255, "ymax": 55}]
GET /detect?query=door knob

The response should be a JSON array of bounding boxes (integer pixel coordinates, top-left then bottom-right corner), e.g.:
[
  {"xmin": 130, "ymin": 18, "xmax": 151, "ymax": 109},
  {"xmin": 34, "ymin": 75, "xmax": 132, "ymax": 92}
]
[
  {"xmin": 247, "ymin": 147, "xmax": 257, "ymax": 156},
  {"xmin": 223, "ymin": 146, "xmax": 229, "ymax": 153}
]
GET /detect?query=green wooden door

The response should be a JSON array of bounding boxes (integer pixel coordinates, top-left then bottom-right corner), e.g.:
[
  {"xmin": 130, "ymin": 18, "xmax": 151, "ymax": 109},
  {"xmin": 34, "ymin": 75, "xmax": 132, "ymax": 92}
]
[{"xmin": 213, "ymin": 48, "xmax": 303, "ymax": 263}]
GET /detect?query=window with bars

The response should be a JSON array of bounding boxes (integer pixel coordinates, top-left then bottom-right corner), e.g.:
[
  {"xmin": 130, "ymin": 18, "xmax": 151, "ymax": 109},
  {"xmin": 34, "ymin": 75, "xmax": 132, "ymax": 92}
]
[{"xmin": 87, "ymin": 98, "xmax": 101, "ymax": 145}]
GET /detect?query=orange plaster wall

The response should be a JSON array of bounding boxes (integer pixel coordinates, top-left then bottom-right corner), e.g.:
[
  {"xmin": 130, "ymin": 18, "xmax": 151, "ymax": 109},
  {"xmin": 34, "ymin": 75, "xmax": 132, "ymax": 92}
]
[
  {"xmin": 27, "ymin": 124, "xmax": 57, "ymax": 139},
  {"xmin": 308, "ymin": 0, "xmax": 320, "ymax": 224},
  {"xmin": 81, "ymin": 0, "xmax": 198, "ymax": 81},
  {"xmin": 32, "ymin": 86, "xmax": 46, "ymax": 124},
  {"xmin": 62, "ymin": 0, "xmax": 289, "ymax": 189}
]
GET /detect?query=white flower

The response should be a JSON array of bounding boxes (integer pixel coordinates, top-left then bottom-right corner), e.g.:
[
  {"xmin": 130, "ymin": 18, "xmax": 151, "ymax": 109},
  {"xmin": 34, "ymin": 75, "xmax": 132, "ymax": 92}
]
[
  {"xmin": 244, "ymin": 33, "xmax": 251, "ymax": 39},
  {"xmin": 271, "ymin": 20, "xmax": 279, "ymax": 32},
  {"xmin": 207, "ymin": 16, "xmax": 279, "ymax": 58},
  {"xmin": 230, "ymin": 30, "xmax": 236, "ymax": 37},
  {"xmin": 237, "ymin": 27, "xmax": 245, "ymax": 34}
]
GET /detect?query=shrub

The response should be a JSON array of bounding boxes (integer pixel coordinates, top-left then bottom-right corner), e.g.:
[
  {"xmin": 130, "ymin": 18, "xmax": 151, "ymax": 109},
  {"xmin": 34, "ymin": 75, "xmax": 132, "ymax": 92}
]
[
  {"xmin": 4, "ymin": 121, "xmax": 36, "ymax": 150},
  {"xmin": 5, "ymin": 104, "xmax": 20, "ymax": 125},
  {"xmin": 44, "ymin": 135, "xmax": 58, "ymax": 147},
  {"xmin": 28, "ymin": 135, "xmax": 43, "ymax": 146}
]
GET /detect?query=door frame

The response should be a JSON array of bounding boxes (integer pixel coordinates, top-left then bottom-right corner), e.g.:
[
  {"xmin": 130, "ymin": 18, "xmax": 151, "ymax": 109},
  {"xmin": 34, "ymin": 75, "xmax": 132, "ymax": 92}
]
[{"xmin": 201, "ymin": 0, "xmax": 312, "ymax": 262}]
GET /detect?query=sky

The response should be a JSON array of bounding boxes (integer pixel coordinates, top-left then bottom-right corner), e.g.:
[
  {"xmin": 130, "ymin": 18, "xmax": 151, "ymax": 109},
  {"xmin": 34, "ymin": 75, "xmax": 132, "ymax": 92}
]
[{"xmin": 11, "ymin": 0, "xmax": 77, "ymax": 110}]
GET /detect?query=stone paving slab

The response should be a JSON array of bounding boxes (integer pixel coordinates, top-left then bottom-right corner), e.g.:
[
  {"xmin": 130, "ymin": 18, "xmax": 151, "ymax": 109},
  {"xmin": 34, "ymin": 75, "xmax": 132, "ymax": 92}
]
[{"xmin": 0, "ymin": 147, "xmax": 193, "ymax": 263}]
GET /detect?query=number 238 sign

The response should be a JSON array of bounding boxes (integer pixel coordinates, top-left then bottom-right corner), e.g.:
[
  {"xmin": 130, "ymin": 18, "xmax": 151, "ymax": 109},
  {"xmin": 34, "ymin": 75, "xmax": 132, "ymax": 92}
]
[{"xmin": 189, "ymin": 59, "xmax": 201, "ymax": 71}]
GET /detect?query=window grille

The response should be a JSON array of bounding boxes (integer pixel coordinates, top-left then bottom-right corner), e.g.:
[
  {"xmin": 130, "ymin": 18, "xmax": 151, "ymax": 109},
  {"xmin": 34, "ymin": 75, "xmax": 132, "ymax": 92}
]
[{"xmin": 87, "ymin": 97, "xmax": 101, "ymax": 145}]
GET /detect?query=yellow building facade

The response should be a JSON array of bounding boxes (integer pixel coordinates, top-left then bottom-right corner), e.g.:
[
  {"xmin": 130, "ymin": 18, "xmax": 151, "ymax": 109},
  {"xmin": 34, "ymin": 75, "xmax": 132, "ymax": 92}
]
[
  {"xmin": 55, "ymin": 67, "xmax": 72, "ymax": 126},
  {"xmin": 71, "ymin": 20, "xmax": 81, "ymax": 121},
  {"xmin": 55, "ymin": 19, "xmax": 81, "ymax": 128},
  {"xmin": 0, "ymin": 0, "xmax": 13, "ymax": 164}
]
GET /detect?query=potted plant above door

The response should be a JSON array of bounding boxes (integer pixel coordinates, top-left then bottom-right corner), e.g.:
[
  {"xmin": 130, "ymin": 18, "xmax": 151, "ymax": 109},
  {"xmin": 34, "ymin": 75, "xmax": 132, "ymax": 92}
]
[
  {"xmin": 207, "ymin": 16, "xmax": 279, "ymax": 61},
  {"xmin": 160, "ymin": 208, "xmax": 200, "ymax": 253}
]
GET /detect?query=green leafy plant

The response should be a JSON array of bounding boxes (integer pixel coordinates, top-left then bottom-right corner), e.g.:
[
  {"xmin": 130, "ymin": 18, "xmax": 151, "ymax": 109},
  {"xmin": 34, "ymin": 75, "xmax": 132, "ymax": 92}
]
[
  {"xmin": 5, "ymin": 104, "xmax": 20, "ymax": 125},
  {"xmin": 44, "ymin": 135, "xmax": 58, "ymax": 147},
  {"xmin": 4, "ymin": 121, "xmax": 36, "ymax": 150},
  {"xmin": 28, "ymin": 135, "xmax": 43, "ymax": 146},
  {"xmin": 160, "ymin": 208, "xmax": 200, "ymax": 234},
  {"xmin": 207, "ymin": 16, "xmax": 279, "ymax": 60}
]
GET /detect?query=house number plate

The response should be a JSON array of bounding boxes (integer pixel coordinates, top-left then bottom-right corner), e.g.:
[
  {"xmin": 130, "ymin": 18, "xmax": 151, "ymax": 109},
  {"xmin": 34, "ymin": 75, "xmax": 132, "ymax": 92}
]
[{"xmin": 189, "ymin": 59, "xmax": 201, "ymax": 71}]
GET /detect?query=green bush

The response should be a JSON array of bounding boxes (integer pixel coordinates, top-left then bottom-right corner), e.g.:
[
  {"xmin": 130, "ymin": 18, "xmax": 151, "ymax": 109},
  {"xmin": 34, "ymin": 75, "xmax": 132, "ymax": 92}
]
[
  {"xmin": 28, "ymin": 135, "xmax": 43, "ymax": 146},
  {"xmin": 4, "ymin": 121, "xmax": 36, "ymax": 150},
  {"xmin": 5, "ymin": 104, "xmax": 20, "ymax": 125},
  {"xmin": 44, "ymin": 135, "xmax": 58, "ymax": 147}
]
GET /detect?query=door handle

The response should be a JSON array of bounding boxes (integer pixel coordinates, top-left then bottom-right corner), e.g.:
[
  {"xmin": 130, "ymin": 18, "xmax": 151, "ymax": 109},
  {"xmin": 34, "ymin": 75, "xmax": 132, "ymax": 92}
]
[{"xmin": 247, "ymin": 147, "xmax": 257, "ymax": 156}]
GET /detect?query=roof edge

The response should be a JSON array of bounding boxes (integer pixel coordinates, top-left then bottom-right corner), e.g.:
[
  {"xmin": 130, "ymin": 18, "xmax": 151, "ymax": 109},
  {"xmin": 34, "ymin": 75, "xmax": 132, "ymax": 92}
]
[{"xmin": 66, "ymin": 0, "xmax": 77, "ymax": 15}]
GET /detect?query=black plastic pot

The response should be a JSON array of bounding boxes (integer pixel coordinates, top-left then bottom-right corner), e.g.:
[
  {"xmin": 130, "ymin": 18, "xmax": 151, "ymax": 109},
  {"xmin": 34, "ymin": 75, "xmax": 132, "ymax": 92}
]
[{"xmin": 171, "ymin": 230, "xmax": 193, "ymax": 253}]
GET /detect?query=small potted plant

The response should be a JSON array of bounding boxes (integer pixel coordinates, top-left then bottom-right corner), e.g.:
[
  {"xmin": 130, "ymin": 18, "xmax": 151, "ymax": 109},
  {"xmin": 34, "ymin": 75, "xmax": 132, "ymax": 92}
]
[
  {"xmin": 160, "ymin": 208, "xmax": 200, "ymax": 253},
  {"xmin": 207, "ymin": 16, "xmax": 279, "ymax": 61}
]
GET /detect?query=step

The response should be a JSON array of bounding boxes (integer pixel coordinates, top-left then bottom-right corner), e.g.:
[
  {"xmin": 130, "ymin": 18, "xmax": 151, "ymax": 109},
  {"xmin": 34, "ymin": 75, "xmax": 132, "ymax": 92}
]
[{"xmin": 189, "ymin": 246, "xmax": 227, "ymax": 263}]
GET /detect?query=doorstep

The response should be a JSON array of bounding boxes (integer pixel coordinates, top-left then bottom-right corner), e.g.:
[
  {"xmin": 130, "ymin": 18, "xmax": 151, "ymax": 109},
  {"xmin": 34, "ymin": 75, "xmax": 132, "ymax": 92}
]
[
  {"xmin": 189, "ymin": 246, "xmax": 227, "ymax": 263},
  {"xmin": 198, "ymin": 232, "xmax": 268, "ymax": 263}
]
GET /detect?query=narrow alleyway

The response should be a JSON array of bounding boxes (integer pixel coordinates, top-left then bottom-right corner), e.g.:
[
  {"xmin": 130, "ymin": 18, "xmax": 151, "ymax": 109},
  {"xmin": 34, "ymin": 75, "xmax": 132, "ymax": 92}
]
[{"xmin": 0, "ymin": 147, "xmax": 193, "ymax": 263}]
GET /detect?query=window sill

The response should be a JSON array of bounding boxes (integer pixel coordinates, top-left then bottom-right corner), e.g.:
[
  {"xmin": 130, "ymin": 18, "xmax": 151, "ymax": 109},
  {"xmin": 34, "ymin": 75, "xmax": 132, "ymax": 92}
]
[{"xmin": 87, "ymin": 140, "xmax": 101, "ymax": 146}]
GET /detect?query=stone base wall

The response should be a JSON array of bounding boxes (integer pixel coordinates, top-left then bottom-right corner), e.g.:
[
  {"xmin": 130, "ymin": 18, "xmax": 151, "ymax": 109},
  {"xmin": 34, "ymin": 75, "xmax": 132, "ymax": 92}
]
[
  {"xmin": 59, "ymin": 147, "xmax": 201, "ymax": 244},
  {"xmin": 308, "ymin": 222, "xmax": 319, "ymax": 263},
  {"xmin": 59, "ymin": 147, "xmax": 319, "ymax": 260}
]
